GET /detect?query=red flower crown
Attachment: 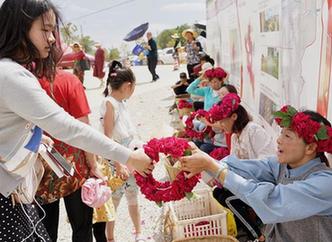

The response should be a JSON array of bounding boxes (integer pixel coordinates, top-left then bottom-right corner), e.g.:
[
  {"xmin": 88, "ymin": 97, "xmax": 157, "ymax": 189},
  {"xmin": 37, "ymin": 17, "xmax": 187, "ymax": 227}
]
[
  {"xmin": 184, "ymin": 110, "xmax": 214, "ymax": 140},
  {"xmin": 274, "ymin": 105, "xmax": 332, "ymax": 153},
  {"xmin": 209, "ymin": 93, "xmax": 241, "ymax": 123},
  {"xmin": 205, "ymin": 67, "xmax": 227, "ymax": 79}
]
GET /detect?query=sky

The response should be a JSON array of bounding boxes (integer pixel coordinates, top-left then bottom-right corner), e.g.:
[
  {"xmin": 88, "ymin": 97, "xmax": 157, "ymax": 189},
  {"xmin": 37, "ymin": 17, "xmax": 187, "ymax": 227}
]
[{"xmin": 49, "ymin": 0, "xmax": 206, "ymax": 50}]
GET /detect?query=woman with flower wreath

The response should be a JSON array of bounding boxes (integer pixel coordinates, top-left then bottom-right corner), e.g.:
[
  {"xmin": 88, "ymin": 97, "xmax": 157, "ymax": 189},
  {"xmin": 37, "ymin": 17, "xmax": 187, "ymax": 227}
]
[
  {"xmin": 206, "ymin": 93, "xmax": 275, "ymax": 241},
  {"xmin": 181, "ymin": 106, "xmax": 332, "ymax": 242},
  {"xmin": 186, "ymin": 66, "xmax": 227, "ymax": 111}
]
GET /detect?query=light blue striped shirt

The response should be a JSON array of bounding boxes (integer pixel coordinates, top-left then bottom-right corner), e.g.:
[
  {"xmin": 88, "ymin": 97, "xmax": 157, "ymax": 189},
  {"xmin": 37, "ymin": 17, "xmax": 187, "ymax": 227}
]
[{"xmin": 222, "ymin": 155, "xmax": 332, "ymax": 224}]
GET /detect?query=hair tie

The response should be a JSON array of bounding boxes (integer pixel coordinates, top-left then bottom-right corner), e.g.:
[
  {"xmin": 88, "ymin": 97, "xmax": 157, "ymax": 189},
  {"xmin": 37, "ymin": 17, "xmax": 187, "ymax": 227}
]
[{"xmin": 110, "ymin": 73, "xmax": 117, "ymax": 77}]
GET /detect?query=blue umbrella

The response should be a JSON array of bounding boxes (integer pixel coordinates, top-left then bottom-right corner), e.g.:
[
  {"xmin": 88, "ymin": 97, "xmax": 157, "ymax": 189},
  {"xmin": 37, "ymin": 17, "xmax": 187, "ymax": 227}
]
[{"xmin": 123, "ymin": 22, "xmax": 149, "ymax": 42}]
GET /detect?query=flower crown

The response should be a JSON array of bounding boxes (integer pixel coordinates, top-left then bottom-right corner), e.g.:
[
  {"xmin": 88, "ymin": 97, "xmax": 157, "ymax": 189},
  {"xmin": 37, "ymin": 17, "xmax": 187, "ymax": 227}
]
[
  {"xmin": 274, "ymin": 105, "xmax": 332, "ymax": 153},
  {"xmin": 209, "ymin": 93, "xmax": 241, "ymax": 122},
  {"xmin": 205, "ymin": 67, "xmax": 227, "ymax": 79}
]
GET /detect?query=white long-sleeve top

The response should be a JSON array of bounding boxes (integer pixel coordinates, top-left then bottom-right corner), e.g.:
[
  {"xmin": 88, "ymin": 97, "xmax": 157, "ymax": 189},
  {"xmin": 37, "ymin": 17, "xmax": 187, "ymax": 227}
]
[{"xmin": 0, "ymin": 58, "xmax": 131, "ymax": 196}]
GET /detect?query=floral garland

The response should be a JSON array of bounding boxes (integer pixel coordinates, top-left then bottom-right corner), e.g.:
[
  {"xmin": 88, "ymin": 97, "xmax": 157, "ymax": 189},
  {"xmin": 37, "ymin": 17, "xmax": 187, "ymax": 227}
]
[
  {"xmin": 184, "ymin": 110, "xmax": 214, "ymax": 140},
  {"xmin": 177, "ymin": 99, "xmax": 193, "ymax": 109},
  {"xmin": 274, "ymin": 105, "xmax": 332, "ymax": 153},
  {"xmin": 134, "ymin": 137, "xmax": 201, "ymax": 205},
  {"xmin": 205, "ymin": 67, "xmax": 227, "ymax": 79},
  {"xmin": 209, "ymin": 147, "xmax": 230, "ymax": 160},
  {"xmin": 209, "ymin": 93, "xmax": 241, "ymax": 122}
]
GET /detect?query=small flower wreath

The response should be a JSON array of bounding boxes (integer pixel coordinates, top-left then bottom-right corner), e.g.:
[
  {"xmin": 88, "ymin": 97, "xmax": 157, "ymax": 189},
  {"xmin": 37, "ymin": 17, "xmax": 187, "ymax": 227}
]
[
  {"xmin": 134, "ymin": 137, "xmax": 200, "ymax": 206},
  {"xmin": 184, "ymin": 110, "xmax": 214, "ymax": 140}
]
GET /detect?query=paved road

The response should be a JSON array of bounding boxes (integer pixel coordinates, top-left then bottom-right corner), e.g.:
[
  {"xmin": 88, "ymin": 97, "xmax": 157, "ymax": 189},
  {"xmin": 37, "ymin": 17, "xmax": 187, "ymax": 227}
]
[{"xmin": 57, "ymin": 64, "xmax": 186, "ymax": 242}]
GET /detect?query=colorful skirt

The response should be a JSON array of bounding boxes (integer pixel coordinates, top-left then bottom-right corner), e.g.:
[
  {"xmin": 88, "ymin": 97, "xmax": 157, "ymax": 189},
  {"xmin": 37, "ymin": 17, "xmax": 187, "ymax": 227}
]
[{"xmin": 0, "ymin": 194, "xmax": 51, "ymax": 241}]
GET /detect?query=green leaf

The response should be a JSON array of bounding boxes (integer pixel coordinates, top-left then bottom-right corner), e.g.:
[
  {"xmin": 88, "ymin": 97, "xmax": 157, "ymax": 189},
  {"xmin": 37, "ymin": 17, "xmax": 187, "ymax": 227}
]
[
  {"xmin": 287, "ymin": 106, "xmax": 298, "ymax": 116},
  {"xmin": 155, "ymin": 201, "xmax": 163, "ymax": 207},
  {"xmin": 273, "ymin": 111, "xmax": 288, "ymax": 118},
  {"xmin": 316, "ymin": 126, "xmax": 329, "ymax": 140},
  {"xmin": 184, "ymin": 149, "xmax": 192, "ymax": 156},
  {"xmin": 281, "ymin": 118, "xmax": 291, "ymax": 128}
]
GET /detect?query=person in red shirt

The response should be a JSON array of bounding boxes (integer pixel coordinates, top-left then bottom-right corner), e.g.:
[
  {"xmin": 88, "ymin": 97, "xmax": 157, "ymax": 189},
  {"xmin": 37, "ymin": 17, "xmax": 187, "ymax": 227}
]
[
  {"xmin": 72, "ymin": 42, "xmax": 86, "ymax": 86},
  {"xmin": 36, "ymin": 70, "xmax": 103, "ymax": 242},
  {"xmin": 93, "ymin": 43, "xmax": 105, "ymax": 87}
]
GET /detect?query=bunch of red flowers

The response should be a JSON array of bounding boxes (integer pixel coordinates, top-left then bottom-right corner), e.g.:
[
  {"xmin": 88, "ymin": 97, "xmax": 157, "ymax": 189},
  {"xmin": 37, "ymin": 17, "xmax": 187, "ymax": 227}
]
[
  {"xmin": 134, "ymin": 137, "xmax": 201, "ymax": 204},
  {"xmin": 184, "ymin": 110, "xmax": 214, "ymax": 140},
  {"xmin": 205, "ymin": 67, "xmax": 227, "ymax": 79},
  {"xmin": 274, "ymin": 105, "xmax": 332, "ymax": 153},
  {"xmin": 209, "ymin": 93, "xmax": 241, "ymax": 123},
  {"xmin": 209, "ymin": 147, "xmax": 230, "ymax": 160},
  {"xmin": 177, "ymin": 99, "xmax": 193, "ymax": 109}
]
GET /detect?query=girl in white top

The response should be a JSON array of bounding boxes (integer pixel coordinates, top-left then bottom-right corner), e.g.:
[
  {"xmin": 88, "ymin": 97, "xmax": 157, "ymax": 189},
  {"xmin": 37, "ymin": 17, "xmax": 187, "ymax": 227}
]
[{"xmin": 100, "ymin": 66, "xmax": 145, "ymax": 242}]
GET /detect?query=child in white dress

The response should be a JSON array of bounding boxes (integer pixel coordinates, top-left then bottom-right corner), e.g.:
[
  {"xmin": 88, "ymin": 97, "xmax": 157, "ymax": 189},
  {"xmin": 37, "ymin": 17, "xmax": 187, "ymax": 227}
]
[{"xmin": 100, "ymin": 65, "xmax": 145, "ymax": 242}]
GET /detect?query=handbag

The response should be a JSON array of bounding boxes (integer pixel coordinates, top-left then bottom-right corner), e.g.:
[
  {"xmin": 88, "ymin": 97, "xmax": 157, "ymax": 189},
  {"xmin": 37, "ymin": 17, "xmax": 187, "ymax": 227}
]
[{"xmin": 79, "ymin": 58, "xmax": 90, "ymax": 71}]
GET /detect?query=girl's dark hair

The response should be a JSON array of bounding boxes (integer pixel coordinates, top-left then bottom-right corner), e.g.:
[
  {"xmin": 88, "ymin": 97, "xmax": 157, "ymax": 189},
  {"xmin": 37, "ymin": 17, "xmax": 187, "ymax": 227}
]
[
  {"xmin": 200, "ymin": 54, "xmax": 215, "ymax": 66},
  {"xmin": 232, "ymin": 105, "xmax": 252, "ymax": 133},
  {"xmin": 103, "ymin": 66, "xmax": 136, "ymax": 97},
  {"xmin": 222, "ymin": 84, "xmax": 238, "ymax": 94},
  {"xmin": 0, "ymin": 0, "xmax": 62, "ymax": 81},
  {"xmin": 303, "ymin": 110, "xmax": 331, "ymax": 167}
]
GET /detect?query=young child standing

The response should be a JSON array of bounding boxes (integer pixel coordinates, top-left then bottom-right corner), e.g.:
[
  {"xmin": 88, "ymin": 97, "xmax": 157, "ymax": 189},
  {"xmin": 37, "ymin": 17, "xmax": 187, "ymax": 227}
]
[{"xmin": 100, "ymin": 68, "xmax": 145, "ymax": 242}]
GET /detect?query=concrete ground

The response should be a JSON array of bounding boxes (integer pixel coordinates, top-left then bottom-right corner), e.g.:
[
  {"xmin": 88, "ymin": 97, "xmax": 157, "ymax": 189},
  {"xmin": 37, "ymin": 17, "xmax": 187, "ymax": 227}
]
[{"xmin": 57, "ymin": 64, "xmax": 185, "ymax": 242}]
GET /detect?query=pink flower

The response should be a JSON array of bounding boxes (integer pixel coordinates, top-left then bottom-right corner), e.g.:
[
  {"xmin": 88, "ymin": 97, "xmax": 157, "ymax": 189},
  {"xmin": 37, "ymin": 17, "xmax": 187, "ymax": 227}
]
[{"xmin": 81, "ymin": 178, "xmax": 112, "ymax": 208}]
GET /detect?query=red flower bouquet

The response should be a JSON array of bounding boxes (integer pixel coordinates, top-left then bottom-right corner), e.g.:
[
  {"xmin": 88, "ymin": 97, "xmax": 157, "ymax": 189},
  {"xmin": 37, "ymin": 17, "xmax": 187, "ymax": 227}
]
[
  {"xmin": 177, "ymin": 99, "xmax": 193, "ymax": 109},
  {"xmin": 209, "ymin": 147, "xmax": 230, "ymax": 160},
  {"xmin": 134, "ymin": 137, "xmax": 201, "ymax": 205},
  {"xmin": 184, "ymin": 110, "xmax": 214, "ymax": 140}
]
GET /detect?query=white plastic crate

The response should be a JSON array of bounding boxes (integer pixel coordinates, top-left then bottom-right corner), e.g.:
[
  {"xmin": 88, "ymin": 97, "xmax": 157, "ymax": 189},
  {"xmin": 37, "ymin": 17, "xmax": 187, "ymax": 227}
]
[{"xmin": 169, "ymin": 189, "xmax": 227, "ymax": 240}]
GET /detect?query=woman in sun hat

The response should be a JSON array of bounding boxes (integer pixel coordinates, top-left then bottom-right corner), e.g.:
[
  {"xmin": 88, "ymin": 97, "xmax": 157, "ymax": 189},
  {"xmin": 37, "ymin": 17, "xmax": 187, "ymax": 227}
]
[{"xmin": 182, "ymin": 28, "xmax": 202, "ymax": 81}]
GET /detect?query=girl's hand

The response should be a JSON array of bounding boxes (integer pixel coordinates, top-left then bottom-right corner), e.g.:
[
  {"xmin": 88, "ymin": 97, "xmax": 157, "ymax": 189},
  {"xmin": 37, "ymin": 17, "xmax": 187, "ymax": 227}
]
[
  {"xmin": 89, "ymin": 165, "xmax": 107, "ymax": 181},
  {"xmin": 126, "ymin": 149, "xmax": 154, "ymax": 176},
  {"xmin": 180, "ymin": 142, "xmax": 218, "ymax": 178},
  {"xmin": 115, "ymin": 161, "xmax": 130, "ymax": 181}
]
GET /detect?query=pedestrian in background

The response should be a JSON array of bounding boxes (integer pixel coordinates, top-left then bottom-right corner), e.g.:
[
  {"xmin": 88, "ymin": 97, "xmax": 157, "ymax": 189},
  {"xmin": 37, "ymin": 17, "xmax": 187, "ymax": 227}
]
[
  {"xmin": 93, "ymin": 43, "xmax": 106, "ymax": 88},
  {"xmin": 145, "ymin": 32, "xmax": 159, "ymax": 82},
  {"xmin": 72, "ymin": 42, "xmax": 87, "ymax": 87}
]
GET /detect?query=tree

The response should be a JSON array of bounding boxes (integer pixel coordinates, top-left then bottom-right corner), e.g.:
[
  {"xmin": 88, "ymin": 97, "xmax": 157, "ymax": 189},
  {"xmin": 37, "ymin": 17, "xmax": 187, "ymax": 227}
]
[
  {"xmin": 156, "ymin": 24, "xmax": 191, "ymax": 49},
  {"xmin": 80, "ymin": 36, "xmax": 95, "ymax": 54},
  {"xmin": 60, "ymin": 23, "xmax": 79, "ymax": 46},
  {"xmin": 107, "ymin": 48, "xmax": 120, "ymax": 61}
]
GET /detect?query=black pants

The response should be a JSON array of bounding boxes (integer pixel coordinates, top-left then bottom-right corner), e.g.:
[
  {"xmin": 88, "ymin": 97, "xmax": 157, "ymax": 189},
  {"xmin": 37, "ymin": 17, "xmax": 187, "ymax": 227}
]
[
  {"xmin": 147, "ymin": 57, "xmax": 158, "ymax": 80},
  {"xmin": 194, "ymin": 141, "xmax": 220, "ymax": 154},
  {"xmin": 39, "ymin": 188, "xmax": 93, "ymax": 242},
  {"xmin": 213, "ymin": 188, "xmax": 263, "ymax": 240},
  {"xmin": 92, "ymin": 222, "xmax": 107, "ymax": 242},
  {"xmin": 187, "ymin": 63, "xmax": 199, "ymax": 82}
]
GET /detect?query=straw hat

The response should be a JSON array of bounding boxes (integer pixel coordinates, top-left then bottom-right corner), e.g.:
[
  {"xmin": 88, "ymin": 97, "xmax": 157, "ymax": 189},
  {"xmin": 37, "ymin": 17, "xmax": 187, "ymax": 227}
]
[
  {"xmin": 71, "ymin": 42, "xmax": 81, "ymax": 48},
  {"xmin": 94, "ymin": 42, "xmax": 102, "ymax": 47},
  {"xmin": 182, "ymin": 29, "xmax": 198, "ymax": 39}
]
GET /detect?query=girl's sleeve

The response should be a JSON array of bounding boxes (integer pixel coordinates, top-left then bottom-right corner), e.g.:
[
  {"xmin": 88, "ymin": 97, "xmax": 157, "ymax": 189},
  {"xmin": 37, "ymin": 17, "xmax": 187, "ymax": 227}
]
[
  {"xmin": 186, "ymin": 78, "xmax": 207, "ymax": 97},
  {"xmin": 1, "ymin": 68, "xmax": 131, "ymax": 164},
  {"xmin": 249, "ymin": 125, "xmax": 275, "ymax": 159},
  {"xmin": 223, "ymin": 157, "xmax": 332, "ymax": 223}
]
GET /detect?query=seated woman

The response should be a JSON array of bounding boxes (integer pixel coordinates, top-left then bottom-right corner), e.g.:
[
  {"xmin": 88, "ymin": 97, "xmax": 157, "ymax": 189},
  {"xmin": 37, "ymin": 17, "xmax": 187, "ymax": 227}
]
[
  {"xmin": 206, "ymin": 93, "xmax": 275, "ymax": 241},
  {"xmin": 169, "ymin": 72, "xmax": 191, "ymax": 113},
  {"xmin": 186, "ymin": 66, "xmax": 227, "ymax": 111},
  {"xmin": 181, "ymin": 106, "xmax": 332, "ymax": 242},
  {"xmin": 195, "ymin": 84, "xmax": 238, "ymax": 154}
]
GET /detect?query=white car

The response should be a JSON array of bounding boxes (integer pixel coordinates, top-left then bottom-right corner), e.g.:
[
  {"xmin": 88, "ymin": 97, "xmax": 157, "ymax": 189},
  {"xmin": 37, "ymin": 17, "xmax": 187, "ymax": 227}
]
[{"xmin": 158, "ymin": 47, "xmax": 175, "ymax": 65}]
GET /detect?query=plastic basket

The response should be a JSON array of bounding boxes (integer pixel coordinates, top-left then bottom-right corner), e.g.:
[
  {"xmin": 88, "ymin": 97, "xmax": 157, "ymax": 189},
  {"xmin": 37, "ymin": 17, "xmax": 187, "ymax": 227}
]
[
  {"xmin": 172, "ymin": 235, "xmax": 238, "ymax": 242},
  {"xmin": 168, "ymin": 189, "xmax": 228, "ymax": 240}
]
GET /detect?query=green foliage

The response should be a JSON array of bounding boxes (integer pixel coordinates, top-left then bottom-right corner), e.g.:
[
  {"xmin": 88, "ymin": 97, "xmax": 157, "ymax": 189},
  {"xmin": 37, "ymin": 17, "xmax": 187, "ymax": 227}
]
[
  {"xmin": 108, "ymin": 48, "xmax": 120, "ymax": 61},
  {"xmin": 156, "ymin": 24, "xmax": 190, "ymax": 49}
]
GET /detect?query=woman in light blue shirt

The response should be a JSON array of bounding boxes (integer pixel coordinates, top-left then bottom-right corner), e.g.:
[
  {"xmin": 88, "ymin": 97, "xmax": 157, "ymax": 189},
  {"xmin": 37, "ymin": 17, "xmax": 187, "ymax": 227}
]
[
  {"xmin": 186, "ymin": 67, "xmax": 227, "ymax": 111},
  {"xmin": 181, "ymin": 106, "xmax": 332, "ymax": 242}
]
